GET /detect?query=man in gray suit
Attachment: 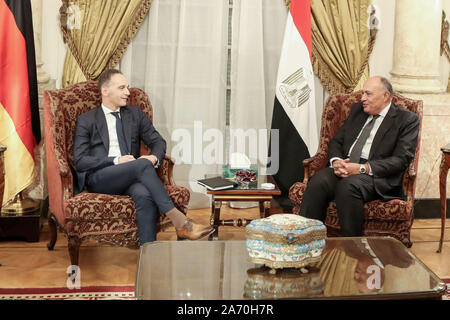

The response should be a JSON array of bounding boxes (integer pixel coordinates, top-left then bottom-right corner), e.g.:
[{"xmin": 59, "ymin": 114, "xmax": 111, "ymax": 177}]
[
  {"xmin": 73, "ymin": 69, "xmax": 213, "ymax": 244},
  {"xmin": 300, "ymin": 76, "xmax": 420, "ymax": 236}
]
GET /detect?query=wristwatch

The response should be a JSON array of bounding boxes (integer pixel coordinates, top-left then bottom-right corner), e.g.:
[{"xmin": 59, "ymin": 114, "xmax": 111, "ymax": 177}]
[{"xmin": 359, "ymin": 164, "xmax": 367, "ymax": 174}]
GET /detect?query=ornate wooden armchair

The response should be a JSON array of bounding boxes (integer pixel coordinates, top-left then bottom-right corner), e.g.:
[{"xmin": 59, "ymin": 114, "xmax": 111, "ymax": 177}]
[
  {"xmin": 288, "ymin": 91, "xmax": 423, "ymax": 247},
  {"xmin": 44, "ymin": 81, "xmax": 190, "ymax": 266}
]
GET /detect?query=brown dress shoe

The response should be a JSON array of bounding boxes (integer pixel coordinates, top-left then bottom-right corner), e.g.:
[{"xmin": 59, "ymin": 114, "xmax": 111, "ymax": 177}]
[{"xmin": 175, "ymin": 218, "xmax": 215, "ymax": 240}]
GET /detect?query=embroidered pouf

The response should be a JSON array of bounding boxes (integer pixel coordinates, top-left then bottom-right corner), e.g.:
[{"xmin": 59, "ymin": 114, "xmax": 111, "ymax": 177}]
[{"xmin": 246, "ymin": 214, "xmax": 326, "ymax": 272}]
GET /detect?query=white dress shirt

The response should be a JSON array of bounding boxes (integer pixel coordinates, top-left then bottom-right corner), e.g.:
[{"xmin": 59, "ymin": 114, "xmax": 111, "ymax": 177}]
[
  {"xmin": 101, "ymin": 105, "xmax": 160, "ymax": 167},
  {"xmin": 330, "ymin": 102, "xmax": 391, "ymax": 174},
  {"xmin": 101, "ymin": 105, "xmax": 122, "ymax": 164}
]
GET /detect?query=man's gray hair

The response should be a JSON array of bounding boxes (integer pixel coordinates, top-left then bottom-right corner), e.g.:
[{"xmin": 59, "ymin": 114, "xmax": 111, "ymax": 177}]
[{"xmin": 378, "ymin": 76, "xmax": 394, "ymax": 97}]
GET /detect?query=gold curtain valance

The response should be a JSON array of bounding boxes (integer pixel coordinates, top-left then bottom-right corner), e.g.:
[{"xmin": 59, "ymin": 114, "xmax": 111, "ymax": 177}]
[
  {"xmin": 60, "ymin": 0, "xmax": 152, "ymax": 88},
  {"xmin": 286, "ymin": 0, "xmax": 377, "ymax": 94}
]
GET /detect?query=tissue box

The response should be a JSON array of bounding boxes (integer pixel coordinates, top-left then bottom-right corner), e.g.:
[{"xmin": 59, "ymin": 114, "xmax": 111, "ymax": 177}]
[{"xmin": 246, "ymin": 214, "xmax": 326, "ymax": 270}]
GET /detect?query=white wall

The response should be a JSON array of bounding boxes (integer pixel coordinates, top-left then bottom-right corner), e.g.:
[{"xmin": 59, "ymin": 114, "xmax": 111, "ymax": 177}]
[
  {"xmin": 368, "ymin": 0, "xmax": 396, "ymax": 79},
  {"xmin": 369, "ymin": 0, "xmax": 449, "ymax": 90},
  {"xmin": 41, "ymin": 0, "xmax": 66, "ymax": 89}
]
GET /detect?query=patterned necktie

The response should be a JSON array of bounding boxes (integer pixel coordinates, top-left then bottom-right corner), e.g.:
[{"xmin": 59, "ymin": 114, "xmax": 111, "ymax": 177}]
[
  {"xmin": 349, "ymin": 115, "xmax": 380, "ymax": 163},
  {"xmin": 110, "ymin": 111, "xmax": 129, "ymax": 156}
]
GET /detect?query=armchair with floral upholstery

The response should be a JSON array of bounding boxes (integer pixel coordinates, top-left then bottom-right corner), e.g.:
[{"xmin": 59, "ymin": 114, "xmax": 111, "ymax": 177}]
[
  {"xmin": 288, "ymin": 91, "xmax": 423, "ymax": 247},
  {"xmin": 44, "ymin": 81, "xmax": 190, "ymax": 266}
]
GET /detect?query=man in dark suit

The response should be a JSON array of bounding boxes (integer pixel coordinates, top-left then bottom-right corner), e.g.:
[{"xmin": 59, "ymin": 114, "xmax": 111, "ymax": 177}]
[
  {"xmin": 73, "ymin": 69, "xmax": 214, "ymax": 244},
  {"xmin": 300, "ymin": 76, "xmax": 420, "ymax": 236}
]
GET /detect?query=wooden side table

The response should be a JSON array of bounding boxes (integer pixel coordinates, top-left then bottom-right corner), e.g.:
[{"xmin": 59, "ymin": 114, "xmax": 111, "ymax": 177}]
[
  {"xmin": 437, "ymin": 143, "xmax": 450, "ymax": 253},
  {"xmin": 0, "ymin": 146, "xmax": 5, "ymax": 207},
  {"xmin": 207, "ymin": 175, "xmax": 281, "ymax": 240}
]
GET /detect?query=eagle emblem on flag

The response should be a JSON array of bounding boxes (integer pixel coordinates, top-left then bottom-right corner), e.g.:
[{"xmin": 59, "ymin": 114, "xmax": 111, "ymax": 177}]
[{"xmin": 279, "ymin": 68, "xmax": 311, "ymax": 109}]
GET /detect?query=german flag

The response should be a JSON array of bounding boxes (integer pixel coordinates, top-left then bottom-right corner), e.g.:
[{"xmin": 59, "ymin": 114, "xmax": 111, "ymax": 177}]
[{"xmin": 0, "ymin": 0, "xmax": 40, "ymax": 205}]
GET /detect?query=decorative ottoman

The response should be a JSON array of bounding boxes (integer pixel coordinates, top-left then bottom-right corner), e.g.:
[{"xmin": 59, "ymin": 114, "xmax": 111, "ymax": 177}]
[
  {"xmin": 246, "ymin": 214, "xmax": 326, "ymax": 273},
  {"xmin": 243, "ymin": 266, "xmax": 323, "ymax": 299}
]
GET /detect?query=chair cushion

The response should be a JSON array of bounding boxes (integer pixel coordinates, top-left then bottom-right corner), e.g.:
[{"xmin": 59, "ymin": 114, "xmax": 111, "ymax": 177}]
[
  {"xmin": 65, "ymin": 193, "xmax": 136, "ymax": 220},
  {"xmin": 68, "ymin": 219, "xmax": 138, "ymax": 240},
  {"xmin": 326, "ymin": 200, "xmax": 412, "ymax": 222},
  {"xmin": 289, "ymin": 182, "xmax": 411, "ymax": 222},
  {"xmin": 65, "ymin": 185, "xmax": 190, "ymax": 221},
  {"xmin": 325, "ymin": 213, "xmax": 413, "ymax": 247}
]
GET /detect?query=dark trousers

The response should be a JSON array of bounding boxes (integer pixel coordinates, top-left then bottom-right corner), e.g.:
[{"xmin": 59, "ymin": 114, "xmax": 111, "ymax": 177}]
[
  {"xmin": 86, "ymin": 158, "xmax": 174, "ymax": 244},
  {"xmin": 299, "ymin": 167, "xmax": 380, "ymax": 236}
]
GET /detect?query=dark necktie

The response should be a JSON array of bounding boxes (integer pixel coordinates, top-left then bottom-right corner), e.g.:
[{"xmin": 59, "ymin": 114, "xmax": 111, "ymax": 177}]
[
  {"xmin": 111, "ymin": 111, "xmax": 129, "ymax": 156},
  {"xmin": 349, "ymin": 115, "xmax": 380, "ymax": 163}
]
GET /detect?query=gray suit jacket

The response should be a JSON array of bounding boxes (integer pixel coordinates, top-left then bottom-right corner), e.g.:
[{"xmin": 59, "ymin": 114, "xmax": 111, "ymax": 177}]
[
  {"xmin": 73, "ymin": 105, "xmax": 166, "ymax": 195},
  {"xmin": 328, "ymin": 102, "xmax": 420, "ymax": 200}
]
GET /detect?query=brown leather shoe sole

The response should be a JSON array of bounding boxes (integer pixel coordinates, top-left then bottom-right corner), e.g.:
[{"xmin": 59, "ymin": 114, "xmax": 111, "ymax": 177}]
[{"xmin": 176, "ymin": 227, "xmax": 215, "ymax": 241}]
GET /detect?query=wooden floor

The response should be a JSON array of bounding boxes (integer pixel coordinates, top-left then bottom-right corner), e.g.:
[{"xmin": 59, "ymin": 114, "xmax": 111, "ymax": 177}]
[{"xmin": 0, "ymin": 206, "xmax": 449, "ymax": 289}]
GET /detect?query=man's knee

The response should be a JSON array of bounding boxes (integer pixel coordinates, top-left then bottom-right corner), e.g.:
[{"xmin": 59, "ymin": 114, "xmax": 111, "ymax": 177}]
[
  {"xmin": 335, "ymin": 176, "xmax": 364, "ymax": 199},
  {"xmin": 337, "ymin": 175, "xmax": 377, "ymax": 203},
  {"xmin": 127, "ymin": 183, "xmax": 152, "ymax": 203},
  {"xmin": 136, "ymin": 157, "xmax": 154, "ymax": 168},
  {"xmin": 133, "ymin": 158, "xmax": 156, "ymax": 175},
  {"xmin": 305, "ymin": 168, "xmax": 337, "ymax": 196}
]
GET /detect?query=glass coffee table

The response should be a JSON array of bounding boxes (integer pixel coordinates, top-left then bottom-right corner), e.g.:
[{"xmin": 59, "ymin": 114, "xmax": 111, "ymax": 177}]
[
  {"xmin": 135, "ymin": 237, "xmax": 446, "ymax": 300},
  {"xmin": 206, "ymin": 175, "xmax": 281, "ymax": 240}
]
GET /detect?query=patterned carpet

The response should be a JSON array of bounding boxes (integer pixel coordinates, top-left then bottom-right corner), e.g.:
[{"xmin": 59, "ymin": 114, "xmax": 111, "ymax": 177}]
[
  {"xmin": 0, "ymin": 286, "xmax": 135, "ymax": 300},
  {"xmin": 0, "ymin": 281, "xmax": 448, "ymax": 300},
  {"xmin": 444, "ymin": 279, "xmax": 450, "ymax": 300}
]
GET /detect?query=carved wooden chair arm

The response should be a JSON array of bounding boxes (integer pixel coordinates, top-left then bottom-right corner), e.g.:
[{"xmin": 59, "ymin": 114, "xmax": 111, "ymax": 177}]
[
  {"xmin": 302, "ymin": 150, "xmax": 329, "ymax": 183},
  {"xmin": 157, "ymin": 155, "xmax": 176, "ymax": 185},
  {"xmin": 404, "ymin": 161, "xmax": 418, "ymax": 202},
  {"xmin": 302, "ymin": 157, "xmax": 315, "ymax": 183}
]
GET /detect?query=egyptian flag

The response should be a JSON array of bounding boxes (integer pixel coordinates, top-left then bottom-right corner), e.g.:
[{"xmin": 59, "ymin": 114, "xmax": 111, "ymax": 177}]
[
  {"xmin": 0, "ymin": 0, "xmax": 40, "ymax": 204},
  {"xmin": 269, "ymin": 0, "xmax": 318, "ymax": 200}
]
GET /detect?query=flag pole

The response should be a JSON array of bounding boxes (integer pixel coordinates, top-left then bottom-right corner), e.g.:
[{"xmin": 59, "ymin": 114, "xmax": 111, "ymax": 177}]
[{"xmin": 0, "ymin": 146, "xmax": 5, "ymax": 208}]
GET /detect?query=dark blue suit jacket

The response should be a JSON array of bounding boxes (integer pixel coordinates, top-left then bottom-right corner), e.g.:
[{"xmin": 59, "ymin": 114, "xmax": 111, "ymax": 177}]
[{"xmin": 73, "ymin": 105, "xmax": 166, "ymax": 195}]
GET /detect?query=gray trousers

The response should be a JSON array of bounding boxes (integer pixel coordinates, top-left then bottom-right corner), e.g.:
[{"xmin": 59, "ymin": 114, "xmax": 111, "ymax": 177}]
[{"xmin": 86, "ymin": 158, "xmax": 174, "ymax": 244}]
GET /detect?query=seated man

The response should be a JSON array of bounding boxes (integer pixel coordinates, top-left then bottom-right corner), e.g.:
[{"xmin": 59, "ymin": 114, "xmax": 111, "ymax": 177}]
[
  {"xmin": 73, "ymin": 69, "xmax": 214, "ymax": 244},
  {"xmin": 300, "ymin": 76, "xmax": 420, "ymax": 236}
]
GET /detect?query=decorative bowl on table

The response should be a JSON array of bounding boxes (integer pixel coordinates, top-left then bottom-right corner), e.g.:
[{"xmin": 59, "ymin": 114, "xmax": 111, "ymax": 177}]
[{"xmin": 233, "ymin": 170, "xmax": 257, "ymax": 188}]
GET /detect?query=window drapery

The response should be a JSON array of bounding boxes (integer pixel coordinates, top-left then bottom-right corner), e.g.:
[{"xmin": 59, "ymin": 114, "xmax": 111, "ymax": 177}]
[
  {"xmin": 60, "ymin": 0, "xmax": 151, "ymax": 88},
  {"xmin": 228, "ymin": 0, "xmax": 287, "ymax": 166},
  {"xmin": 120, "ymin": 0, "xmax": 229, "ymax": 208},
  {"xmin": 120, "ymin": 0, "xmax": 287, "ymax": 208},
  {"xmin": 287, "ymin": 0, "xmax": 377, "ymax": 94},
  {"xmin": 310, "ymin": 0, "xmax": 377, "ymax": 94}
]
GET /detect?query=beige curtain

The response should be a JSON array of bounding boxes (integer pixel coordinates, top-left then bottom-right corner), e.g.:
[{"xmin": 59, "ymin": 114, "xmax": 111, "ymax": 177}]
[
  {"xmin": 60, "ymin": 0, "xmax": 152, "ymax": 88},
  {"xmin": 286, "ymin": 0, "xmax": 377, "ymax": 94},
  {"xmin": 311, "ymin": 0, "xmax": 376, "ymax": 94}
]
